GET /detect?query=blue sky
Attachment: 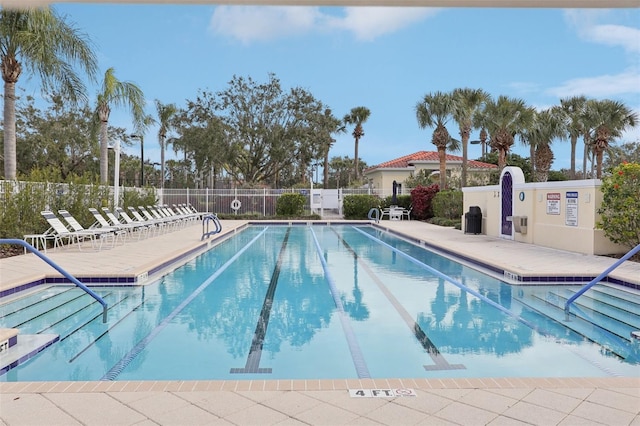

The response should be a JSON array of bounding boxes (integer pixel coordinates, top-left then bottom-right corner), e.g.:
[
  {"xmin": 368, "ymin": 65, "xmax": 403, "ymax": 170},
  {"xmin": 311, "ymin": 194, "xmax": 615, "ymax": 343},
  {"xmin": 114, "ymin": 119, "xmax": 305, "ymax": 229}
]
[{"xmin": 16, "ymin": 5, "xmax": 640, "ymax": 172}]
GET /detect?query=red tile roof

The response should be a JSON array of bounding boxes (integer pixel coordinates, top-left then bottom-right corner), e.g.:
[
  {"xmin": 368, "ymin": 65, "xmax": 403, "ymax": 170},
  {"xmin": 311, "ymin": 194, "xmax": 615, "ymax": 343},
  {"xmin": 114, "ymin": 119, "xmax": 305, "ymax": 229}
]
[{"xmin": 367, "ymin": 151, "xmax": 497, "ymax": 171}]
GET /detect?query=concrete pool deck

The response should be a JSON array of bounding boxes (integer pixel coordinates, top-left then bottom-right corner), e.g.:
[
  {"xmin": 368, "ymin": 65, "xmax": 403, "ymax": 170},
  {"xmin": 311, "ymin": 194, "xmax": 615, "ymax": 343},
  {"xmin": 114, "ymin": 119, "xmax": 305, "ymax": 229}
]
[{"xmin": 1, "ymin": 219, "xmax": 639, "ymax": 425}]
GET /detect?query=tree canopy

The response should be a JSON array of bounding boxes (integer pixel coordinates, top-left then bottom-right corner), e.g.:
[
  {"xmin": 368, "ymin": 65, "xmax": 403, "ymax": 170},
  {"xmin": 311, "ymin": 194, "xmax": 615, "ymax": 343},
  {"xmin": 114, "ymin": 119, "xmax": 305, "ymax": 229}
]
[{"xmin": 175, "ymin": 73, "xmax": 333, "ymax": 187}]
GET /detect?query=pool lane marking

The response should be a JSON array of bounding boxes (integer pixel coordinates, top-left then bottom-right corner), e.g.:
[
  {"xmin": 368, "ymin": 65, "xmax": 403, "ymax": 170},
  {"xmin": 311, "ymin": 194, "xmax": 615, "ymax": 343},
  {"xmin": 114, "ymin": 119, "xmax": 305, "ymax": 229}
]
[
  {"xmin": 352, "ymin": 226, "xmax": 547, "ymax": 336},
  {"xmin": 310, "ymin": 227, "xmax": 371, "ymax": 379},
  {"xmin": 68, "ymin": 293, "xmax": 144, "ymax": 363},
  {"xmin": 231, "ymin": 227, "xmax": 291, "ymax": 374},
  {"xmin": 100, "ymin": 227, "xmax": 270, "ymax": 381},
  {"xmin": 330, "ymin": 227, "xmax": 465, "ymax": 371}
]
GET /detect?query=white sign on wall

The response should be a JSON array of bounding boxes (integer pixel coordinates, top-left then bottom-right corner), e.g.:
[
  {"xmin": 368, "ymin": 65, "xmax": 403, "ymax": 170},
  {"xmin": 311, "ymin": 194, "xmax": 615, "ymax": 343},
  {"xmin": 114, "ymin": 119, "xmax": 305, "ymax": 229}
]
[
  {"xmin": 566, "ymin": 191, "xmax": 578, "ymax": 226},
  {"xmin": 546, "ymin": 193, "xmax": 561, "ymax": 215}
]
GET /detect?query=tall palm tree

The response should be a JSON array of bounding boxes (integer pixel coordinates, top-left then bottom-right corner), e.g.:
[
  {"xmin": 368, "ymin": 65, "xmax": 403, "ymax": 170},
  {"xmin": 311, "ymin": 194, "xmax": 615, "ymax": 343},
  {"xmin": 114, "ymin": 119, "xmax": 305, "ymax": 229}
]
[
  {"xmin": 95, "ymin": 67, "xmax": 146, "ymax": 184},
  {"xmin": 583, "ymin": 99, "xmax": 638, "ymax": 179},
  {"xmin": 522, "ymin": 108, "xmax": 565, "ymax": 182},
  {"xmin": 559, "ymin": 95, "xmax": 587, "ymax": 179},
  {"xmin": 155, "ymin": 99, "xmax": 177, "ymax": 190},
  {"xmin": 578, "ymin": 109, "xmax": 598, "ymax": 179},
  {"xmin": 451, "ymin": 88, "xmax": 490, "ymax": 187},
  {"xmin": 416, "ymin": 91, "xmax": 455, "ymax": 189},
  {"xmin": 0, "ymin": 7, "xmax": 97, "ymax": 180},
  {"xmin": 342, "ymin": 106, "xmax": 370, "ymax": 181},
  {"xmin": 483, "ymin": 95, "xmax": 535, "ymax": 170},
  {"xmin": 319, "ymin": 109, "xmax": 344, "ymax": 188}
]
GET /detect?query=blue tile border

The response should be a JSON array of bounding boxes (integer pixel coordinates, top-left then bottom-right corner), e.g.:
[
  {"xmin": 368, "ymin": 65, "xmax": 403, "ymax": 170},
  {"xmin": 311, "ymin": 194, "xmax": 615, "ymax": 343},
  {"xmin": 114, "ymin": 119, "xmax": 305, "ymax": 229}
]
[
  {"xmin": 0, "ymin": 335, "xmax": 59, "ymax": 376},
  {"xmin": 376, "ymin": 224, "xmax": 639, "ymax": 290},
  {"xmin": 147, "ymin": 241, "xmax": 210, "ymax": 277},
  {"xmin": 1, "ymin": 229, "xmax": 239, "ymax": 299}
]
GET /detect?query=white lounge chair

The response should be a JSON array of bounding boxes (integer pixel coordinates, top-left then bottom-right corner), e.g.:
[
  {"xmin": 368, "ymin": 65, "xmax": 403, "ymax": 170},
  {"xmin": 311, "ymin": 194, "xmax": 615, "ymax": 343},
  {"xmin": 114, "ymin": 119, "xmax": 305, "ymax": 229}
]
[
  {"xmin": 128, "ymin": 207, "xmax": 167, "ymax": 234},
  {"xmin": 101, "ymin": 207, "xmax": 148, "ymax": 239},
  {"xmin": 114, "ymin": 207, "xmax": 156, "ymax": 237},
  {"xmin": 58, "ymin": 209, "xmax": 121, "ymax": 249},
  {"xmin": 40, "ymin": 211, "xmax": 95, "ymax": 250},
  {"xmin": 88, "ymin": 208, "xmax": 130, "ymax": 240}
]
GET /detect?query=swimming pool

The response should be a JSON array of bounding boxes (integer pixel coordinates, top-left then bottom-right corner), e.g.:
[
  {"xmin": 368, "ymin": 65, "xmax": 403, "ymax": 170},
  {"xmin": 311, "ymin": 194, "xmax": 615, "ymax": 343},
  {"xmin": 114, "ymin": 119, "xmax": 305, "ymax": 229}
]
[{"xmin": 1, "ymin": 225, "xmax": 638, "ymax": 381}]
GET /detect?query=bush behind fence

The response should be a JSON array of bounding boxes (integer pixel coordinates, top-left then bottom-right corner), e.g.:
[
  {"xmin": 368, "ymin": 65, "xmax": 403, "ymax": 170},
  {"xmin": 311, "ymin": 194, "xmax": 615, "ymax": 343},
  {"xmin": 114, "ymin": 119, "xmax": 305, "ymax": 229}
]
[{"xmin": 0, "ymin": 180, "xmax": 382, "ymax": 239}]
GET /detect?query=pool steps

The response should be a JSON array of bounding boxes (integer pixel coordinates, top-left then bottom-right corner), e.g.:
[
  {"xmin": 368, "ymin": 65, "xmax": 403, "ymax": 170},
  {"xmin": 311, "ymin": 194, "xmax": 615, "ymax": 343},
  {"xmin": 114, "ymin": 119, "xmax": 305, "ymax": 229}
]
[
  {"xmin": 0, "ymin": 285, "xmax": 141, "ymax": 375},
  {"xmin": 513, "ymin": 283, "xmax": 640, "ymax": 361}
]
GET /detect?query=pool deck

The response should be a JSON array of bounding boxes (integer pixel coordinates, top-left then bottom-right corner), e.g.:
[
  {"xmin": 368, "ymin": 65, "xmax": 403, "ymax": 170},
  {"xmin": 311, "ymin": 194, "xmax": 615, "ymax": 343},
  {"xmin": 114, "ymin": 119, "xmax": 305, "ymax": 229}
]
[{"xmin": 1, "ymin": 219, "xmax": 639, "ymax": 425}]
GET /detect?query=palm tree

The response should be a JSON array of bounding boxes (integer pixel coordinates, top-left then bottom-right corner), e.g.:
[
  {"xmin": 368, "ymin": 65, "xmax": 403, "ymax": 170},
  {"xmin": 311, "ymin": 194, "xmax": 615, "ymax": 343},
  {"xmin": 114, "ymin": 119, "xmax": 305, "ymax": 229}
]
[
  {"xmin": 483, "ymin": 95, "xmax": 535, "ymax": 170},
  {"xmin": 0, "ymin": 7, "xmax": 97, "ymax": 180},
  {"xmin": 583, "ymin": 99, "xmax": 638, "ymax": 179},
  {"xmin": 416, "ymin": 91, "xmax": 455, "ymax": 189},
  {"xmin": 342, "ymin": 106, "xmax": 370, "ymax": 181},
  {"xmin": 451, "ymin": 88, "xmax": 490, "ymax": 187},
  {"xmin": 155, "ymin": 100, "xmax": 177, "ymax": 190},
  {"xmin": 95, "ymin": 67, "xmax": 146, "ymax": 184},
  {"xmin": 579, "ymin": 109, "xmax": 598, "ymax": 179},
  {"xmin": 319, "ymin": 109, "xmax": 344, "ymax": 188},
  {"xmin": 522, "ymin": 108, "xmax": 565, "ymax": 182},
  {"xmin": 559, "ymin": 96, "xmax": 587, "ymax": 179}
]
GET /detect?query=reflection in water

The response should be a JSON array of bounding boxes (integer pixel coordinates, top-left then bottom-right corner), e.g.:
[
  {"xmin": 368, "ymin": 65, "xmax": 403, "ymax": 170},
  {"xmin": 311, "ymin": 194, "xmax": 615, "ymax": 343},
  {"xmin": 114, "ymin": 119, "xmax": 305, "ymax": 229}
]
[
  {"xmin": 3, "ymin": 225, "xmax": 638, "ymax": 382},
  {"xmin": 341, "ymin": 255, "xmax": 370, "ymax": 321},
  {"xmin": 180, "ymin": 228, "xmax": 337, "ymax": 360},
  {"xmin": 348, "ymin": 229, "xmax": 536, "ymax": 357}
]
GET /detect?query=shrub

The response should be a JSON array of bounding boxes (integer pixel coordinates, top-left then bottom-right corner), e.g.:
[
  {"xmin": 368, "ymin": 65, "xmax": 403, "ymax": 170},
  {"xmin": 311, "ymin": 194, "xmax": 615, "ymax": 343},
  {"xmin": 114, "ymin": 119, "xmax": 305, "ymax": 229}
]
[
  {"xmin": 122, "ymin": 188, "xmax": 158, "ymax": 212},
  {"xmin": 597, "ymin": 162, "xmax": 640, "ymax": 249},
  {"xmin": 343, "ymin": 194, "xmax": 381, "ymax": 219},
  {"xmin": 410, "ymin": 184, "xmax": 439, "ymax": 220},
  {"xmin": 276, "ymin": 193, "xmax": 306, "ymax": 216},
  {"xmin": 432, "ymin": 190, "xmax": 463, "ymax": 220},
  {"xmin": 428, "ymin": 217, "xmax": 461, "ymax": 227},
  {"xmin": 0, "ymin": 181, "xmax": 49, "ymax": 240}
]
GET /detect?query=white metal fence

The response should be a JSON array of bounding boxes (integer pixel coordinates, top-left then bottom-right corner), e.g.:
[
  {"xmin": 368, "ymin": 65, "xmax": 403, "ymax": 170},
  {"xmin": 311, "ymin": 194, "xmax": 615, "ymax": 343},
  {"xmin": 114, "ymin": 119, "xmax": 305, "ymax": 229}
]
[
  {"xmin": 0, "ymin": 180, "xmax": 391, "ymax": 217},
  {"xmin": 160, "ymin": 187, "xmax": 385, "ymax": 215}
]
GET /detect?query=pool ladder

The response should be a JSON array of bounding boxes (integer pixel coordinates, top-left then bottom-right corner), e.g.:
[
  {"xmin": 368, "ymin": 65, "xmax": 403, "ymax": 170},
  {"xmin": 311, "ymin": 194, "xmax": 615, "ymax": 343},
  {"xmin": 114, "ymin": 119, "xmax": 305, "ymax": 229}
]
[
  {"xmin": 367, "ymin": 207, "xmax": 380, "ymax": 223},
  {"xmin": 201, "ymin": 214, "xmax": 222, "ymax": 240},
  {"xmin": 0, "ymin": 239, "xmax": 108, "ymax": 323}
]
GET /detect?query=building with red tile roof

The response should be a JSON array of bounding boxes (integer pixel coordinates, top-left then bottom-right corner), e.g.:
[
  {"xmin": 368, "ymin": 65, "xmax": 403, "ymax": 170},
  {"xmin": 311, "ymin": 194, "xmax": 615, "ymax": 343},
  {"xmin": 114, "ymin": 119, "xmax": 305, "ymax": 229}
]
[{"xmin": 363, "ymin": 151, "xmax": 497, "ymax": 194}]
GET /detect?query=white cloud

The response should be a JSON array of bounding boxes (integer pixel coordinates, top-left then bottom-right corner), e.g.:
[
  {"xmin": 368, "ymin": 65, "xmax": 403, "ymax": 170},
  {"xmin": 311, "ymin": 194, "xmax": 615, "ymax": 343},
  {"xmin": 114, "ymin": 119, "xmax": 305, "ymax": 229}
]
[
  {"xmin": 209, "ymin": 6, "xmax": 322, "ymax": 44},
  {"xmin": 564, "ymin": 10, "xmax": 640, "ymax": 54},
  {"xmin": 546, "ymin": 68, "xmax": 640, "ymax": 98},
  {"xmin": 326, "ymin": 7, "xmax": 438, "ymax": 42},
  {"xmin": 588, "ymin": 24, "xmax": 640, "ymax": 54},
  {"xmin": 209, "ymin": 6, "xmax": 437, "ymax": 44}
]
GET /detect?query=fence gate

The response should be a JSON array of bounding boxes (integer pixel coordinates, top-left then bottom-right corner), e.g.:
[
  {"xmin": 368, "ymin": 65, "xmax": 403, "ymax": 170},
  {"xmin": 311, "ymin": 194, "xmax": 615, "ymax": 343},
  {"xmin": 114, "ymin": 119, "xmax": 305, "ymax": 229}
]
[{"xmin": 310, "ymin": 189, "xmax": 342, "ymax": 218}]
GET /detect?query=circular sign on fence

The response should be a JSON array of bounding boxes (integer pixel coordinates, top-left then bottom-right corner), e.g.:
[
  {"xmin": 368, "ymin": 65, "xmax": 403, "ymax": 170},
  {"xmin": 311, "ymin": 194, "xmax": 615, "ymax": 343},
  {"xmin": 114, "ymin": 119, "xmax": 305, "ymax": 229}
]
[{"xmin": 231, "ymin": 199, "xmax": 242, "ymax": 211}]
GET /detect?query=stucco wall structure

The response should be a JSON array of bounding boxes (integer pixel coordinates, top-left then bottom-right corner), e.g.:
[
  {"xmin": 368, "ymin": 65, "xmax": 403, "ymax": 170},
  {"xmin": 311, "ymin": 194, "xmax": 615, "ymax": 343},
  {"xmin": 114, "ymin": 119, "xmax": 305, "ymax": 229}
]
[{"xmin": 462, "ymin": 167, "xmax": 627, "ymax": 256}]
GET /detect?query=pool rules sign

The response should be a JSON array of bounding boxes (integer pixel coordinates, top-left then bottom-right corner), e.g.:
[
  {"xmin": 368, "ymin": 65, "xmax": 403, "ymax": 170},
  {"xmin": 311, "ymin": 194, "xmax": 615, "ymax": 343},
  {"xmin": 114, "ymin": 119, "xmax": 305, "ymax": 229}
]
[{"xmin": 565, "ymin": 191, "xmax": 578, "ymax": 226}]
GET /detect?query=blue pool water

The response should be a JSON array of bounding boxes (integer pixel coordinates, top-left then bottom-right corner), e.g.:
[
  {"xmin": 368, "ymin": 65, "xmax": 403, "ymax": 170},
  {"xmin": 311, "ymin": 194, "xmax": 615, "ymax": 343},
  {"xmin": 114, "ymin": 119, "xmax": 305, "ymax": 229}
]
[{"xmin": 1, "ymin": 225, "xmax": 639, "ymax": 382}]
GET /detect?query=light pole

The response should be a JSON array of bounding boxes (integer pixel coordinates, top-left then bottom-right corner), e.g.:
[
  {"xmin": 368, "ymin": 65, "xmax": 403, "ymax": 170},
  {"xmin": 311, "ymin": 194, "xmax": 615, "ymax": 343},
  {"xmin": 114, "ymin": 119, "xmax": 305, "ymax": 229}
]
[
  {"xmin": 130, "ymin": 134, "xmax": 144, "ymax": 186},
  {"xmin": 310, "ymin": 163, "xmax": 318, "ymax": 189},
  {"xmin": 470, "ymin": 139, "xmax": 485, "ymax": 157},
  {"xmin": 107, "ymin": 139, "xmax": 121, "ymax": 207},
  {"xmin": 313, "ymin": 161, "xmax": 321, "ymax": 184}
]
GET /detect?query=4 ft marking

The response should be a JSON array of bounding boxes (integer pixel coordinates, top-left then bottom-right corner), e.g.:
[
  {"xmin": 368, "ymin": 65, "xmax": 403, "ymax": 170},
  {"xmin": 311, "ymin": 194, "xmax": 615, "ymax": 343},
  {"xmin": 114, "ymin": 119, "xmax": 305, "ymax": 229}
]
[{"xmin": 349, "ymin": 388, "xmax": 417, "ymax": 398}]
